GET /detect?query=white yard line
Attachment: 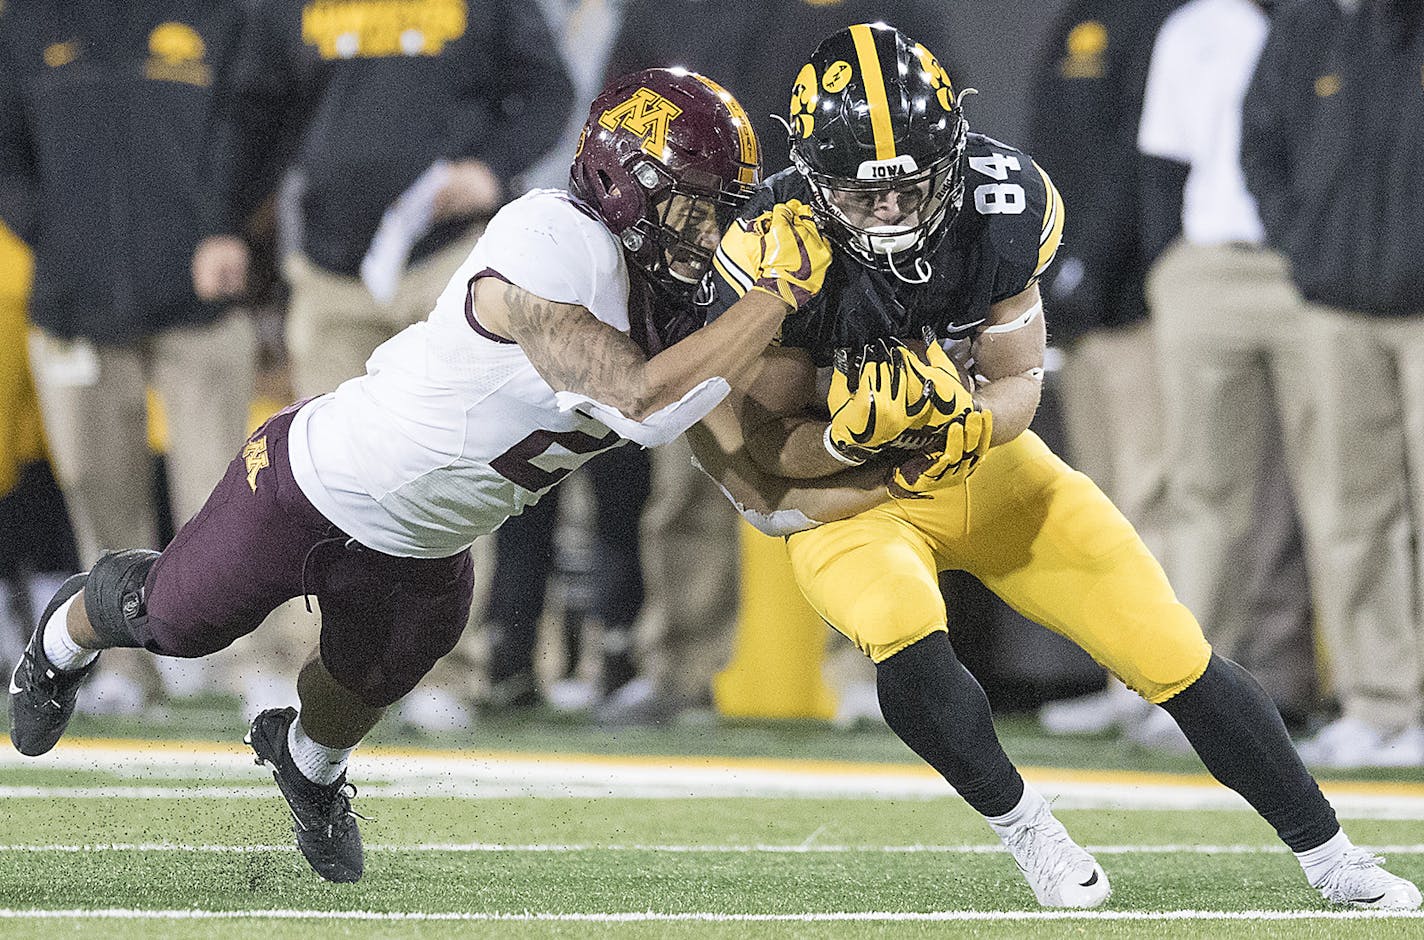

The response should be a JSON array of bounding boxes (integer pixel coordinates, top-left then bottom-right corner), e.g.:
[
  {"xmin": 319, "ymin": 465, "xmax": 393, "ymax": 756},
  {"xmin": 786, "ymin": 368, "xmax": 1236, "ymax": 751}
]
[
  {"xmin": 0, "ymin": 908, "xmax": 1422, "ymax": 922},
  {"xmin": 1, "ymin": 841, "xmax": 1423, "ymax": 855},
  {"xmin": 4, "ymin": 742, "xmax": 1424, "ymax": 817}
]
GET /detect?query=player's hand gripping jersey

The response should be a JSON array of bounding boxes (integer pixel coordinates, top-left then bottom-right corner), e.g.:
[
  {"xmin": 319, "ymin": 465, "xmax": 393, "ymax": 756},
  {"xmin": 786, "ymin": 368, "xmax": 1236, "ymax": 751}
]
[
  {"xmin": 710, "ymin": 135, "xmax": 1064, "ymax": 366},
  {"xmin": 287, "ymin": 190, "xmax": 727, "ymax": 558}
]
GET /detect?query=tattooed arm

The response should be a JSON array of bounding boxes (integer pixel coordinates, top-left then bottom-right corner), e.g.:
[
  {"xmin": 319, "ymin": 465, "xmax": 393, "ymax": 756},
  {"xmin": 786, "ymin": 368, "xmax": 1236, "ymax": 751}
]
[{"xmin": 475, "ymin": 277, "xmax": 788, "ymax": 422}]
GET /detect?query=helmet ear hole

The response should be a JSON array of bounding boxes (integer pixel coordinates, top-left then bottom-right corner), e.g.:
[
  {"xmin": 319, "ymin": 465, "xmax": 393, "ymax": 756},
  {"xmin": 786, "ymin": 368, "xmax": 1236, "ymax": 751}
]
[{"xmin": 596, "ymin": 169, "xmax": 616, "ymax": 197}]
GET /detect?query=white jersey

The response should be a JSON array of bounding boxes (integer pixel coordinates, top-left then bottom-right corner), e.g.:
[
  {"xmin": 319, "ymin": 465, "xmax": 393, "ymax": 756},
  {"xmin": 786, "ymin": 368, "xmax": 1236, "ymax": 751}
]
[{"xmin": 286, "ymin": 189, "xmax": 728, "ymax": 558}]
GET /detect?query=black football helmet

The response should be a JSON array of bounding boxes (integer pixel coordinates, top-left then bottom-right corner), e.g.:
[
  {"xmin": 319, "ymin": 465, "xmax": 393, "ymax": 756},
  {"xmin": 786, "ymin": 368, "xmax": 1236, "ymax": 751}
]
[{"xmin": 786, "ymin": 23, "xmax": 968, "ymax": 282}]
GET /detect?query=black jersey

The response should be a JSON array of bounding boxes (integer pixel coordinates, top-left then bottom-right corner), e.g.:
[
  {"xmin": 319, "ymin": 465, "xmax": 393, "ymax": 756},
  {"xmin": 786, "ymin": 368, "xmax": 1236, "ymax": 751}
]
[{"xmin": 709, "ymin": 134, "xmax": 1064, "ymax": 366}]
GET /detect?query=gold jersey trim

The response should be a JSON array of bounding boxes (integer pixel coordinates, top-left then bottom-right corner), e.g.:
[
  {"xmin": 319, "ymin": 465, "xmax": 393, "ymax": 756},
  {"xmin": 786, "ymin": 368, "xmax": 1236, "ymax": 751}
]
[{"xmin": 1034, "ymin": 161, "xmax": 1065, "ymax": 277}]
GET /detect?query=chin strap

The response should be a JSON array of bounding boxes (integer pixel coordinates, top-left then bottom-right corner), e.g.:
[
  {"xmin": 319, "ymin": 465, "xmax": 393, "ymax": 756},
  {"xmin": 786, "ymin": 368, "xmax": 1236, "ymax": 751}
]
[{"xmin": 886, "ymin": 249, "xmax": 932, "ymax": 285}]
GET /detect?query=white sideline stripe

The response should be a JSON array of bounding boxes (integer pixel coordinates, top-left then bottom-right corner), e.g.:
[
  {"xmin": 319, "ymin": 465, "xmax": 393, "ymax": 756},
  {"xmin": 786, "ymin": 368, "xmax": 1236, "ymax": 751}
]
[
  {"xmin": 3, "ymin": 780, "xmax": 1424, "ymax": 820},
  {"xmin": 1, "ymin": 908, "xmax": 1422, "ymax": 923},
  {"xmin": 5, "ymin": 744, "xmax": 1424, "ymax": 818},
  {"xmin": 0, "ymin": 842, "xmax": 1422, "ymax": 856}
]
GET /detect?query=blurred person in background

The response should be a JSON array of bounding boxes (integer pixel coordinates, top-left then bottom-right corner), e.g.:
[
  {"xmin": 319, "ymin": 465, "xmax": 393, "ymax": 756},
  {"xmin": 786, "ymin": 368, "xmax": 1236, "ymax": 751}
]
[
  {"xmin": 480, "ymin": 447, "xmax": 650, "ymax": 716},
  {"xmin": 1125, "ymin": 0, "xmax": 1324, "ymax": 747},
  {"xmin": 0, "ymin": 1, "xmax": 258, "ymax": 713},
  {"xmin": 1242, "ymin": 0, "xmax": 1424, "ymax": 768},
  {"xmin": 0, "ymin": 222, "xmax": 79, "ymax": 676},
  {"xmin": 194, "ymin": 0, "xmax": 575, "ymax": 400},
  {"xmin": 599, "ymin": 0, "xmax": 953, "ymax": 726},
  {"xmin": 702, "ymin": 21, "xmax": 1420, "ymax": 910},
  {"xmin": 1026, "ymin": 0, "xmax": 1184, "ymax": 741}
]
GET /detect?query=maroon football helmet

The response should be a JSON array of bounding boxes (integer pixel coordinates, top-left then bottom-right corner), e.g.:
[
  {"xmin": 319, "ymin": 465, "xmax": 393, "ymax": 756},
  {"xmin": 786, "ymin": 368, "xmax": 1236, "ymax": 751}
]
[{"xmin": 571, "ymin": 68, "xmax": 761, "ymax": 296}]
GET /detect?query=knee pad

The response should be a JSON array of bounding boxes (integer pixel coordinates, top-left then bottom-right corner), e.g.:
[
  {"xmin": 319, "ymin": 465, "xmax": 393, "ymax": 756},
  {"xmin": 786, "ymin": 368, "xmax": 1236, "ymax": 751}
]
[
  {"xmin": 84, "ymin": 549, "xmax": 161, "ymax": 648},
  {"xmin": 845, "ymin": 573, "xmax": 947, "ymax": 663},
  {"xmin": 318, "ymin": 571, "xmax": 472, "ymax": 709}
]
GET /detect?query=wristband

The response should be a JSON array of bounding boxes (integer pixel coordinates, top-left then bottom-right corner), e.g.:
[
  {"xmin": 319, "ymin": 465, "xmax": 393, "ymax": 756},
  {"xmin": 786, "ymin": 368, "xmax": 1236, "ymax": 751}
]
[{"xmin": 823, "ymin": 423, "xmax": 866, "ymax": 466}]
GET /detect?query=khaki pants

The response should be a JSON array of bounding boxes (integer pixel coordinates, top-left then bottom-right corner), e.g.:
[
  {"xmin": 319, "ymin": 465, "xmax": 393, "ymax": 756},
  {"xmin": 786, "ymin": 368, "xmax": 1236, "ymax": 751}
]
[
  {"xmin": 1308, "ymin": 307, "xmax": 1424, "ymax": 727},
  {"xmin": 637, "ymin": 439, "xmax": 741, "ymax": 703},
  {"xmin": 29, "ymin": 310, "xmax": 256, "ymax": 702},
  {"xmin": 1148, "ymin": 242, "xmax": 1337, "ymax": 711},
  {"xmin": 283, "ymin": 230, "xmax": 482, "ymax": 398},
  {"xmin": 29, "ymin": 310, "xmax": 256, "ymax": 561},
  {"xmin": 1056, "ymin": 320, "xmax": 1169, "ymax": 560}
]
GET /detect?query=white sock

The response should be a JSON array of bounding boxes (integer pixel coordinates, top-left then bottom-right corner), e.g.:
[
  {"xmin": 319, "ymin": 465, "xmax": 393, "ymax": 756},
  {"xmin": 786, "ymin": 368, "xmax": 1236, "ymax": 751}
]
[
  {"xmin": 1296, "ymin": 828, "xmax": 1352, "ymax": 887},
  {"xmin": 287, "ymin": 716, "xmax": 355, "ymax": 786},
  {"xmin": 40, "ymin": 595, "xmax": 99, "ymax": 672},
  {"xmin": 985, "ymin": 784, "xmax": 1049, "ymax": 838}
]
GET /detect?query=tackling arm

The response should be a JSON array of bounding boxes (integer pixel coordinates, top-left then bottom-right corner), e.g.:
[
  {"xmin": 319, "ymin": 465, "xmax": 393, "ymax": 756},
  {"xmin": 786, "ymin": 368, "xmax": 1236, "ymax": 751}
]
[
  {"xmin": 733, "ymin": 346, "xmax": 858, "ymax": 480},
  {"xmin": 687, "ymin": 402, "xmax": 888, "ymax": 535},
  {"xmin": 477, "ymin": 278, "xmax": 789, "ymax": 444},
  {"xmin": 480, "ymin": 198, "xmax": 831, "ymax": 447}
]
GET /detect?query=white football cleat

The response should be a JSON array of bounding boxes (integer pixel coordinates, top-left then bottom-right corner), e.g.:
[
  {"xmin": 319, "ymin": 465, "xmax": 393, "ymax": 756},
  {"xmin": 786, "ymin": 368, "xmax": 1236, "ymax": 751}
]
[
  {"xmin": 1314, "ymin": 848, "xmax": 1422, "ymax": 910},
  {"xmin": 1000, "ymin": 804, "xmax": 1111, "ymax": 908}
]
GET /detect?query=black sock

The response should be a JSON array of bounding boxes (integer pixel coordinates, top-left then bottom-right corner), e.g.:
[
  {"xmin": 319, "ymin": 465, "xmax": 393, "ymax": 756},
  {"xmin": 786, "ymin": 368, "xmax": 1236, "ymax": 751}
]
[
  {"xmin": 1161, "ymin": 654, "xmax": 1339, "ymax": 852},
  {"xmin": 875, "ymin": 631, "xmax": 1024, "ymax": 817}
]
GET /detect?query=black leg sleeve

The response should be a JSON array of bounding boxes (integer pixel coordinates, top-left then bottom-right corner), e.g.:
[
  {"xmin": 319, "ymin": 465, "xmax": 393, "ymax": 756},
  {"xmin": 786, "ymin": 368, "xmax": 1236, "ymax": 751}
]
[
  {"xmin": 588, "ymin": 445, "xmax": 651, "ymax": 627},
  {"xmin": 485, "ymin": 489, "xmax": 561, "ymax": 684},
  {"xmin": 1161, "ymin": 654, "xmax": 1339, "ymax": 852},
  {"xmin": 875, "ymin": 631, "xmax": 1025, "ymax": 818}
]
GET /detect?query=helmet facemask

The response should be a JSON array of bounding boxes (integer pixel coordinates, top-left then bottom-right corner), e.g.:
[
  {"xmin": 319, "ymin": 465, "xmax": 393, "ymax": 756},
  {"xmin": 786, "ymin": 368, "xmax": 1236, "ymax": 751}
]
[
  {"xmin": 794, "ymin": 112, "xmax": 967, "ymax": 283},
  {"xmin": 620, "ymin": 158, "xmax": 754, "ymax": 294}
]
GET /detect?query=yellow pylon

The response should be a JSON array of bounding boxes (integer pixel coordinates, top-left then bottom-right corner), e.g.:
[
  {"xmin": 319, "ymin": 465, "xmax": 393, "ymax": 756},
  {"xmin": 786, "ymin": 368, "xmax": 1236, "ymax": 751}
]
[{"xmin": 713, "ymin": 521, "xmax": 837, "ymax": 719}]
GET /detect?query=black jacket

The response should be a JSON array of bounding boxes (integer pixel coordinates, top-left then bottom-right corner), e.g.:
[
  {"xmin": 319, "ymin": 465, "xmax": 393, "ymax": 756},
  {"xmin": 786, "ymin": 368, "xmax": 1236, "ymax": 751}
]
[
  {"xmin": 215, "ymin": 0, "xmax": 573, "ymax": 277},
  {"xmin": 0, "ymin": 0, "xmax": 242, "ymax": 343},
  {"xmin": 1025, "ymin": 0, "xmax": 1183, "ymax": 342},
  {"xmin": 1243, "ymin": 0, "xmax": 1424, "ymax": 315}
]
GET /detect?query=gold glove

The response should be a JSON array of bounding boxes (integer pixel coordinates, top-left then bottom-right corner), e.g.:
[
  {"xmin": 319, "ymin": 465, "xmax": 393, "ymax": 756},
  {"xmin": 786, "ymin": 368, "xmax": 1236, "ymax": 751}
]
[
  {"xmin": 747, "ymin": 199, "xmax": 831, "ymax": 309},
  {"xmin": 889, "ymin": 407, "xmax": 994, "ymax": 496},
  {"xmin": 825, "ymin": 340, "xmax": 973, "ymax": 465}
]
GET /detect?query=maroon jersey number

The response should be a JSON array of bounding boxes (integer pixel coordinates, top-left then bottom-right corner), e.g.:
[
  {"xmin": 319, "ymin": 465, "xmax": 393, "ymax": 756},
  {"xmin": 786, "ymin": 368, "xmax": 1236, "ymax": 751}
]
[{"xmin": 490, "ymin": 428, "xmax": 621, "ymax": 493}]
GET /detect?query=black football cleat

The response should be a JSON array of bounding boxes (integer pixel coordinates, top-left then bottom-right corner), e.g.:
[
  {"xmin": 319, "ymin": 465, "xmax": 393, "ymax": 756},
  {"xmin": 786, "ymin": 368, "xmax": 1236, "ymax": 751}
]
[
  {"xmin": 246, "ymin": 706, "xmax": 364, "ymax": 883},
  {"xmin": 9, "ymin": 574, "xmax": 95, "ymax": 756}
]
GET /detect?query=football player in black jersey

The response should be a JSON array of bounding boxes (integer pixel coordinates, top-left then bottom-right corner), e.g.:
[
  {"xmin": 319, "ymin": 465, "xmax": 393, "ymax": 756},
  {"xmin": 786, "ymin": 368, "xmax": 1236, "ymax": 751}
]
[{"xmin": 698, "ymin": 22, "xmax": 1421, "ymax": 910}]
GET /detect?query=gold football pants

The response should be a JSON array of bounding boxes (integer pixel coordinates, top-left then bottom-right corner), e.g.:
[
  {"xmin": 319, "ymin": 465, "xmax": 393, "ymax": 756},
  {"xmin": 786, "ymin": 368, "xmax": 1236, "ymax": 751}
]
[{"xmin": 786, "ymin": 431, "xmax": 1211, "ymax": 703}]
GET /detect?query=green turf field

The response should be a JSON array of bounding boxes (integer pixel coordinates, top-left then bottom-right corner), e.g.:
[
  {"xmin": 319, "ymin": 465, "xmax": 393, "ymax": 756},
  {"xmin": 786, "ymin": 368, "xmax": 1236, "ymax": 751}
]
[{"xmin": 1, "ymin": 709, "xmax": 1422, "ymax": 938}]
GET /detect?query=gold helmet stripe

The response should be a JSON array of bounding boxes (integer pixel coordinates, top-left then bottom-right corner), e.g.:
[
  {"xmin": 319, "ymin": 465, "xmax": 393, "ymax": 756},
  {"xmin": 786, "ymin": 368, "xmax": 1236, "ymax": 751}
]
[
  {"xmin": 850, "ymin": 24, "xmax": 896, "ymax": 160},
  {"xmin": 691, "ymin": 73, "xmax": 761, "ymax": 183}
]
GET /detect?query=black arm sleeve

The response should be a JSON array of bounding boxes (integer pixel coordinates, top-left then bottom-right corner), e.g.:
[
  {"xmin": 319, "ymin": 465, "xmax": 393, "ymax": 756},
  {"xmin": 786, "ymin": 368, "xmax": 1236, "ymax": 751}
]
[
  {"xmin": 444, "ymin": 0, "xmax": 574, "ymax": 183},
  {"xmin": 1139, "ymin": 154, "xmax": 1187, "ymax": 267},
  {"xmin": 0, "ymin": 26, "xmax": 38, "ymax": 244}
]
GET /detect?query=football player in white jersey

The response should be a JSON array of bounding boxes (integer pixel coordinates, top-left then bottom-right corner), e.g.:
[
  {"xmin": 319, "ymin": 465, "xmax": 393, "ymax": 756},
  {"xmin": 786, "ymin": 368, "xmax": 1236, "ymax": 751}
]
[{"xmin": 8, "ymin": 68, "xmax": 888, "ymax": 883}]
